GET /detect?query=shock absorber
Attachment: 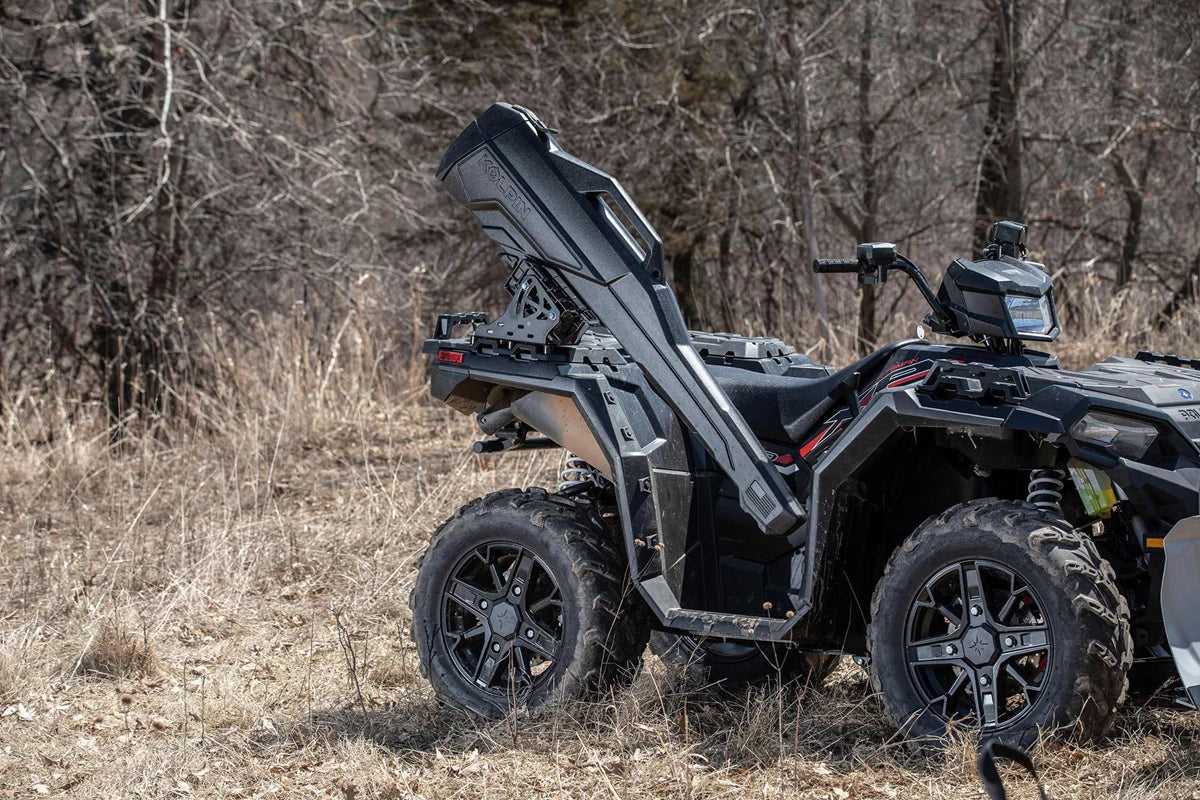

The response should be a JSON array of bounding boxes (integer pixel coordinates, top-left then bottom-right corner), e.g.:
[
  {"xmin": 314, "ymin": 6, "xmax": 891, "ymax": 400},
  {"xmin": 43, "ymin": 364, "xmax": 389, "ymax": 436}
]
[
  {"xmin": 1027, "ymin": 469, "xmax": 1066, "ymax": 516},
  {"xmin": 558, "ymin": 453, "xmax": 604, "ymax": 494}
]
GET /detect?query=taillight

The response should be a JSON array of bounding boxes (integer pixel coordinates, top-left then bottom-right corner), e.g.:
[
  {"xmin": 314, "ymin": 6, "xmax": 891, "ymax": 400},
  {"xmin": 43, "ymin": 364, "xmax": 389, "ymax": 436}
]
[{"xmin": 437, "ymin": 350, "xmax": 465, "ymax": 364}]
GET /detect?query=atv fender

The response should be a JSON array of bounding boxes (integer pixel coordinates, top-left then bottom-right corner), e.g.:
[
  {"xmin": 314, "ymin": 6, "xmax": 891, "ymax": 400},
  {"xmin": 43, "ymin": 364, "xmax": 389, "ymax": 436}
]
[{"xmin": 1162, "ymin": 516, "xmax": 1200, "ymax": 708}]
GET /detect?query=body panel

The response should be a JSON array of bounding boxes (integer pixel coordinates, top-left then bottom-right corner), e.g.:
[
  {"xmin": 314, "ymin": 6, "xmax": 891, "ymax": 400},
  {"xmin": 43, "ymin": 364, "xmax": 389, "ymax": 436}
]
[{"xmin": 1163, "ymin": 516, "xmax": 1200, "ymax": 707}]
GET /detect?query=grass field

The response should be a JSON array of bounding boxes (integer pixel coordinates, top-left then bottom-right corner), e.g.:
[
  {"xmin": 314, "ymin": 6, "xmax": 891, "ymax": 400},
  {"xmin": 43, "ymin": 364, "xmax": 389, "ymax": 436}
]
[{"xmin": 4, "ymin": 305, "xmax": 1200, "ymax": 799}]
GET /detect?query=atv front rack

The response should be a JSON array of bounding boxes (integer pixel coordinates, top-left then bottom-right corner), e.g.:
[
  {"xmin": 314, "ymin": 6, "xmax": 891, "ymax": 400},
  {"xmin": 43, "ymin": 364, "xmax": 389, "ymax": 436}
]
[
  {"xmin": 1137, "ymin": 351, "xmax": 1200, "ymax": 371},
  {"xmin": 437, "ymin": 103, "xmax": 804, "ymax": 534}
]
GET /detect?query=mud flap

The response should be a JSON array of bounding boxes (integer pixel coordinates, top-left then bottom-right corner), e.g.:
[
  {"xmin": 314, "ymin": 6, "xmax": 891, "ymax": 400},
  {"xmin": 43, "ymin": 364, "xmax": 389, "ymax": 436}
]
[{"xmin": 1162, "ymin": 515, "xmax": 1200, "ymax": 707}]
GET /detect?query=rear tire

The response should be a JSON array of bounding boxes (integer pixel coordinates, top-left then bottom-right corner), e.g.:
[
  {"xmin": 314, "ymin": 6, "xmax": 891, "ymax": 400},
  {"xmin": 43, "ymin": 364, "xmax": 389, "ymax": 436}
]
[
  {"xmin": 409, "ymin": 488, "xmax": 651, "ymax": 719},
  {"xmin": 868, "ymin": 499, "xmax": 1131, "ymax": 748},
  {"xmin": 651, "ymin": 631, "xmax": 839, "ymax": 688}
]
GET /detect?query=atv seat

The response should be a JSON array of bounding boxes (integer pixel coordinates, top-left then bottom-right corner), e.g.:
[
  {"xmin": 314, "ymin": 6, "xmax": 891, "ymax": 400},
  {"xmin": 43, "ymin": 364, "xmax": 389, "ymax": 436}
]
[{"xmin": 709, "ymin": 340, "xmax": 921, "ymax": 445}]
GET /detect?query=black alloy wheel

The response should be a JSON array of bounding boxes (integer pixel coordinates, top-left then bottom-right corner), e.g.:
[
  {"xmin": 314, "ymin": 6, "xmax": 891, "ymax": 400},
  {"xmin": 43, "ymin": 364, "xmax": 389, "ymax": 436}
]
[
  {"xmin": 904, "ymin": 559, "xmax": 1051, "ymax": 729},
  {"xmin": 410, "ymin": 488, "xmax": 651, "ymax": 718},
  {"xmin": 869, "ymin": 499, "xmax": 1132, "ymax": 747},
  {"xmin": 441, "ymin": 541, "xmax": 563, "ymax": 697}
]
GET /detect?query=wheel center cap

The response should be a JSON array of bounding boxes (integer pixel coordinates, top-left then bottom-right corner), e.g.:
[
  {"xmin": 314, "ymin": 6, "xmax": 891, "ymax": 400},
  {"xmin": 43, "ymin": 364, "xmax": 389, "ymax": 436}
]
[
  {"xmin": 489, "ymin": 602, "xmax": 519, "ymax": 638},
  {"xmin": 961, "ymin": 628, "xmax": 997, "ymax": 666}
]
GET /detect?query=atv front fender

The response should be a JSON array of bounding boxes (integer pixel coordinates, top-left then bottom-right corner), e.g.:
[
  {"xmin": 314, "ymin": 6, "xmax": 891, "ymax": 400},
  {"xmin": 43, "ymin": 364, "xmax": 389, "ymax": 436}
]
[{"xmin": 1163, "ymin": 516, "xmax": 1200, "ymax": 708}]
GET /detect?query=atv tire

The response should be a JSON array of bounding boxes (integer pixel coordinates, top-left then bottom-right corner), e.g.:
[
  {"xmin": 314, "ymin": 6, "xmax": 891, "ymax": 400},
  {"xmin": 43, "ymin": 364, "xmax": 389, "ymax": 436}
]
[
  {"xmin": 409, "ymin": 488, "xmax": 651, "ymax": 719},
  {"xmin": 868, "ymin": 499, "xmax": 1131, "ymax": 748},
  {"xmin": 651, "ymin": 631, "xmax": 840, "ymax": 688}
]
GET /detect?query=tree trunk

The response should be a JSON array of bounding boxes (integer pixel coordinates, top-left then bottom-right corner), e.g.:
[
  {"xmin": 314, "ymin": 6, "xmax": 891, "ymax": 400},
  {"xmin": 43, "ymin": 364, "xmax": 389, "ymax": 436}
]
[
  {"xmin": 973, "ymin": 0, "xmax": 1023, "ymax": 257},
  {"xmin": 1110, "ymin": 141, "xmax": 1155, "ymax": 289},
  {"xmin": 671, "ymin": 234, "xmax": 705, "ymax": 329},
  {"xmin": 796, "ymin": 59, "xmax": 828, "ymax": 346},
  {"xmin": 1159, "ymin": 249, "xmax": 1200, "ymax": 324},
  {"xmin": 1108, "ymin": 3, "xmax": 1147, "ymax": 290},
  {"xmin": 856, "ymin": 1, "xmax": 879, "ymax": 354}
]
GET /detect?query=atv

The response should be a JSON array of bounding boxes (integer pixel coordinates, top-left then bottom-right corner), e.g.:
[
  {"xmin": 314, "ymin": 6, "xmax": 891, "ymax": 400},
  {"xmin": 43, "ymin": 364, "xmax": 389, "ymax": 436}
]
[{"xmin": 409, "ymin": 103, "xmax": 1200, "ymax": 746}]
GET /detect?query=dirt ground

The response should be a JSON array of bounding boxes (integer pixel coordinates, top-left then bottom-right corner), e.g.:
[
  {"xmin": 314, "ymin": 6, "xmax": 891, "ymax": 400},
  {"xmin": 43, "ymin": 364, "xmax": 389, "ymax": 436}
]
[{"xmin": 2, "ymin": 396, "xmax": 1199, "ymax": 799}]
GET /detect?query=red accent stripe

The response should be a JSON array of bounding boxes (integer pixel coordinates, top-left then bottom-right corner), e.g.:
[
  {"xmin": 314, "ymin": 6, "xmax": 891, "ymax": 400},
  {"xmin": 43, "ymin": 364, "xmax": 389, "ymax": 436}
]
[
  {"xmin": 799, "ymin": 425, "xmax": 832, "ymax": 458},
  {"xmin": 438, "ymin": 349, "xmax": 465, "ymax": 364},
  {"xmin": 887, "ymin": 369, "xmax": 930, "ymax": 388}
]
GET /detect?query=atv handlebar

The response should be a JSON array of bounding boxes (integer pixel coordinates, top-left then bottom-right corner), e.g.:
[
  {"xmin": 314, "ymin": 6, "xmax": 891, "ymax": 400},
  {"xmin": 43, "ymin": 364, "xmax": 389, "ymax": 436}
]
[
  {"xmin": 812, "ymin": 258, "xmax": 861, "ymax": 273},
  {"xmin": 814, "ymin": 248, "xmax": 953, "ymax": 330}
]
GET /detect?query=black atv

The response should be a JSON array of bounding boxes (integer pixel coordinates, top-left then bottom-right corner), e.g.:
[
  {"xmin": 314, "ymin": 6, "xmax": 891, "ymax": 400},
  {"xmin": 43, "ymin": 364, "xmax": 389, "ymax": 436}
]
[{"xmin": 409, "ymin": 103, "xmax": 1200, "ymax": 746}]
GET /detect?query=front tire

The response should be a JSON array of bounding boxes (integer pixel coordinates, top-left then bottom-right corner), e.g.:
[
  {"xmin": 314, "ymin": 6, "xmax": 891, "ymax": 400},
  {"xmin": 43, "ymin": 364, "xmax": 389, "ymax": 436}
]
[
  {"xmin": 868, "ymin": 499, "xmax": 1131, "ymax": 747},
  {"xmin": 409, "ymin": 488, "xmax": 651, "ymax": 718}
]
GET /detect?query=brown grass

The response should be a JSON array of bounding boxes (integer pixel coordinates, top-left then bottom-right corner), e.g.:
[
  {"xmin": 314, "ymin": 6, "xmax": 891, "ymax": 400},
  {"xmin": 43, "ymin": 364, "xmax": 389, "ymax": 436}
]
[
  {"xmin": 73, "ymin": 622, "xmax": 157, "ymax": 680},
  {"xmin": 2, "ymin": 300, "xmax": 1200, "ymax": 798}
]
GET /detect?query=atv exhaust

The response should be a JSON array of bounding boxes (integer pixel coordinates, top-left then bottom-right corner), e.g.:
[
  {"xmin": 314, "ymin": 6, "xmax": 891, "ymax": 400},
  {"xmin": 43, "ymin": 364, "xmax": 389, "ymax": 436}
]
[{"xmin": 510, "ymin": 392, "xmax": 611, "ymax": 477}]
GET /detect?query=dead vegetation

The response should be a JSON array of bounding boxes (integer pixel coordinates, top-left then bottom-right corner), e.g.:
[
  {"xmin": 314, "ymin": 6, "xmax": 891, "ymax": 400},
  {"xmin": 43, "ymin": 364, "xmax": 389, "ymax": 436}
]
[
  {"xmin": 73, "ymin": 620, "xmax": 157, "ymax": 681},
  {"xmin": 3, "ymin": 314, "xmax": 1200, "ymax": 799},
  {"xmin": 3, "ymin": 2, "xmax": 1200, "ymax": 795}
]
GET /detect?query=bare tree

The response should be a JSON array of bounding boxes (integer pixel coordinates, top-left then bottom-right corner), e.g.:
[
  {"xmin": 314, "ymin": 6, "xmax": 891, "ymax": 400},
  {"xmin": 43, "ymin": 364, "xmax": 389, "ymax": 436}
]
[
  {"xmin": 3, "ymin": 0, "xmax": 1200, "ymax": 427},
  {"xmin": 973, "ymin": 0, "xmax": 1024, "ymax": 257}
]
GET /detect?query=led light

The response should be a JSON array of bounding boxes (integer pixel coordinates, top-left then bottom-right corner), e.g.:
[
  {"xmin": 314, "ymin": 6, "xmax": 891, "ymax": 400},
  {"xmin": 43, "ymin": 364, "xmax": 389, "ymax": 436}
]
[
  {"xmin": 1004, "ymin": 294, "xmax": 1054, "ymax": 335},
  {"xmin": 1070, "ymin": 412, "xmax": 1158, "ymax": 460}
]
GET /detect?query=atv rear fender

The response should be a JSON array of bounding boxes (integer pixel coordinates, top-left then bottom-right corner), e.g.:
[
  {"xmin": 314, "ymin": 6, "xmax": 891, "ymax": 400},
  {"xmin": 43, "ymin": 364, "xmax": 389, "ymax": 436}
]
[{"xmin": 428, "ymin": 344, "xmax": 804, "ymax": 641}]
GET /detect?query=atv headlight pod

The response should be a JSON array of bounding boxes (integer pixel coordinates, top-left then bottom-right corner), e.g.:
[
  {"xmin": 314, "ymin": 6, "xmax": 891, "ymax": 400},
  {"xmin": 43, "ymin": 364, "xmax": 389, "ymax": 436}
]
[
  {"xmin": 1003, "ymin": 294, "xmax": 1054, "ymax": 335},
  {"xmin": 1071, "ymin": 411, "xmax": 1158, "ymax": 460}
]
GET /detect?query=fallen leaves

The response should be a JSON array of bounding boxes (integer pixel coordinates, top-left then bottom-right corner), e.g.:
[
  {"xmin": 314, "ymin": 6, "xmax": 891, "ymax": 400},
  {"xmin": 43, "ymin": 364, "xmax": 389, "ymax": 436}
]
[{"xmin": 1, "ymin": 703, "xmax": 36, "ymax": 721}]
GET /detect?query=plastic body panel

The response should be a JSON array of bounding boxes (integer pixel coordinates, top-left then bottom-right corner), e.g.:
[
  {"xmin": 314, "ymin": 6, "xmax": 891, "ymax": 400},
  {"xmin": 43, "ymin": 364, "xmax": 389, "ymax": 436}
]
[
  {"xmin": 438, "ymin": 103, "xmax": 802, "ymax": 536},
  {"xmin": 426, "ymin": 331, "xmax": 802, "ymax": 639},
  {"xmin": 1163, "ymin": 516, "xmax": 1200, "ymax": 708},
  {"xmin": 935, "ymin": 255, "xmax": 1059, "ymax": 341}
]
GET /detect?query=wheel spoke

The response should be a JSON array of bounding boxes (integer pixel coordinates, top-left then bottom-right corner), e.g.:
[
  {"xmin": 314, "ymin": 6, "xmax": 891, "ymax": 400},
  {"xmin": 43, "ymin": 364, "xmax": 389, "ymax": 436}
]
[
  {"xmin": 976, "ymin": 670, "xmax": 1000, "ymax": 726},
  {"xmin": 1005, "ymin": 663, "xmax": 1043, "ymax": 705},
  {"xmin": 474, "ymin": 645, "xmax": 505, "ymax": 687},
  {"xmin": 447, "ymin": 623, "xmax": 486, "ymax": 645},
  {"xmin": 914, "ymin": 588, "xmax": 963, "ymax": 631},
  {"xmin": 995, "ymin": 628, "xmax": 1050, "ymax": 662},
  {"xmin": 937, "ymin": 668, "xmax": 970, "ymax": 718},
  {"xmin": 510, "ymin": 647, "xmax": 534, "ymax": 689},
  {"xmin": 527, "ymin": 595, "xmax": 562, "ymax": 614},
  {"xmin": 995, "ymin": 576, "xmax": 1026, "ymax": 624},
  {"xmin": 517, "ymin": 617, "xmax": 559, "ymax": 660},
  {"xmin": 507, "ymin": 549, "xmax": 536, "ymax": 596},
  {"xmin": 447, "ymin": 579, "xmax": 491, "ymax": 613},
  {"xmin": 960, "ymin": 562, "xmax": 988, "ymax": 626},
  {"xmin": 1004, "ymin": 662, "xmax": 1030, "ymax": 689},
  {"xmin": 909, "ymin": 636, "xmax": 965, "ymax": 665},
  {"xmin": 995, "ymin": 594, "xmax": 1017, "ymax": 624}
]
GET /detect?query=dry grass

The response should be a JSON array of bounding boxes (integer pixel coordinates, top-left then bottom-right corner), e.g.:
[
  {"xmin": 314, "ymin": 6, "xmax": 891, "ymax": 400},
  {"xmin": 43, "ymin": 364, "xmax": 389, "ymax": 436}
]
[{"xmin": 3, "ymin": 300, "xmax": 1200, "ymax": 799}]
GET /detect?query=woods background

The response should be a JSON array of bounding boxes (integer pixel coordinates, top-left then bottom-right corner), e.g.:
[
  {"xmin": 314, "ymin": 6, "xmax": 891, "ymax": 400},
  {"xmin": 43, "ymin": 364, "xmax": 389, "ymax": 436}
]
[
  {"xmin": 3, "ymin": 0, "xmax": 1200, "ymax": 430},
  {"xmin": 4, "ymin": 4, "xmax": 1200, "ymax": 796}
]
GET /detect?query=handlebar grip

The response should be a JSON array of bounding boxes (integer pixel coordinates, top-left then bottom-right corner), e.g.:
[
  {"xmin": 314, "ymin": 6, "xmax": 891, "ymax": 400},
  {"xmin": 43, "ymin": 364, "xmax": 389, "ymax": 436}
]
[{"xmin": 812, "ymin": 258, "xmax": 861, "ymax": 274}]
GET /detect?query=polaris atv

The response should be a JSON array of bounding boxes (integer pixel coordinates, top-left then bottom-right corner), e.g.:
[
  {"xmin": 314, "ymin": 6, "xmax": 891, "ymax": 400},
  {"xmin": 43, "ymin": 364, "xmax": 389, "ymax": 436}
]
[{"xmin": 409, "ymin": 103, "xmax": 1200, "ymax": 746}]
